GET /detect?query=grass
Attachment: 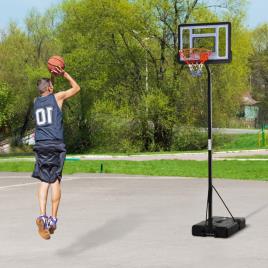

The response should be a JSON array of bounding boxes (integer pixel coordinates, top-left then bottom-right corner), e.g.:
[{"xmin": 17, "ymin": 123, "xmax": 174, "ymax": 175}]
[
  {"xmin": 77, "ymin": 134, "xmax": 264, "ymax": 154},
  {"xmin": 0, "ymin": 134, "xmax": 267, "ymax": 180},
  {"xmin": 1, "ymin": 159, "xmax": 268, "ymax": 180},
  {"xmin": 215, "ymin": 134, "xmax": 265, "ymax": 151}
]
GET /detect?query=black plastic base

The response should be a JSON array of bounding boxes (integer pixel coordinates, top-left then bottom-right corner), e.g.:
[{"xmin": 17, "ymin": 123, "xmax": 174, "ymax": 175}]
[{"xmin": 192, "ymin": 216, "xmax": 246, "ymax": 238}]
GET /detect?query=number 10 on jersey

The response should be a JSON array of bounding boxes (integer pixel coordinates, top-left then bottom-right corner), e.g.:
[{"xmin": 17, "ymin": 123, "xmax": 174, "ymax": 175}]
[{"xmin": 35, "ymin": 107, "xmax": 53, "ymax": 126}]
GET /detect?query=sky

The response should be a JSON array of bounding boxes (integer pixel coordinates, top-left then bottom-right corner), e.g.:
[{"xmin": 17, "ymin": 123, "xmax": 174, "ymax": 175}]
[
  {"xmin": 0, "ymin": 0, "xmax": 267, "ymax": 30},
  {"xmin": 0, "ymin": 0, "xmax": 61, "ymax": 30},
  {"xmin": 246, "ymin": 0, "xmax": 268, "ymax": 28}
]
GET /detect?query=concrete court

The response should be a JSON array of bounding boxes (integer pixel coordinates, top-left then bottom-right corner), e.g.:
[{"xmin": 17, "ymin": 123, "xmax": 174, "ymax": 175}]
[{"xmin": 0, "ymin": 172, "xmax": 268, "ymax": 268}]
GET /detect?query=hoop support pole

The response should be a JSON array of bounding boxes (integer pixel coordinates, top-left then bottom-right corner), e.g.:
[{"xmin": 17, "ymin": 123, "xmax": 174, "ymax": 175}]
[{"xmin": 205, "ymin": 63, "xmax": 213, "ymax": 230}]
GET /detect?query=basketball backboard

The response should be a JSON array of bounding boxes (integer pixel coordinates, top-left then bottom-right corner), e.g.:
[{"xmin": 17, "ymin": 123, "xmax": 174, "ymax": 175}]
[{"xmin": 178, "ymin": 22, "xmax": 231, "ymax": 64}]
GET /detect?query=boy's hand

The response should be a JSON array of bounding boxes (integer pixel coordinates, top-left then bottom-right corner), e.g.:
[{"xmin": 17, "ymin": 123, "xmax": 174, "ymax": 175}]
[{"xmin": 51, "ymin": 66, "xmax": 65, "ymax": 76}]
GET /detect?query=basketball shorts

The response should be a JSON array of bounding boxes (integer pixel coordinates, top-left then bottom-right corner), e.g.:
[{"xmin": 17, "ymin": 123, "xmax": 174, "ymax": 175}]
[{"xmin": 32, "ymin": 140, "xmax": 66, "ymax": 183}]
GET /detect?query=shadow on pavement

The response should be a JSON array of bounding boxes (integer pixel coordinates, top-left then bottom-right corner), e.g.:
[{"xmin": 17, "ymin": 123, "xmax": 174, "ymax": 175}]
[
  {"xmin": 57, "ymin": 213, "xmax": 144, "ymax": 256},
  {"xmin": 246, "ymin": 202, "xmax": 268, "ymax": 219}
]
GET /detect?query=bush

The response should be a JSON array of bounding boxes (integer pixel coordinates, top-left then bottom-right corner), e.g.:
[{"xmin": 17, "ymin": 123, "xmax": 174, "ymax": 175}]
[
  {"xmin": 88, "ymin": 100, "xmax": 143, "ymax": 153},
  {"xmin": 9, "ymin": 145, "xmax": 34, "ymax": 154},
  {"xmin": 171, "ymin": 126, "xmax": 207, "ymax": 151},
  {"xmin": 212, "ymin": 133, "xmax": 234, "ymax": 149}
]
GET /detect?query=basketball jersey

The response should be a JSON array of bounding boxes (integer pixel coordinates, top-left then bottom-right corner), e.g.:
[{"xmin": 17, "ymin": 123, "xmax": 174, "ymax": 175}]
[{"xmin": 34, "ymin": 94, "xmax": 63, "ymax": 141}]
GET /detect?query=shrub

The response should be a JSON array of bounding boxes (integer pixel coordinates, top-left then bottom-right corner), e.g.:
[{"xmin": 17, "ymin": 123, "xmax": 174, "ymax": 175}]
[{"xmin": 171, "ymin": 126, "xmax": 207, "ymax": 151}]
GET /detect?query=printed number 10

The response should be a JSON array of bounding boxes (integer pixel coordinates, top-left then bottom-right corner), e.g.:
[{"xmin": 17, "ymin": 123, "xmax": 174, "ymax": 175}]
[{"xmin": 36, "ymin": 107, "xmax": 53, "ymax": 126}]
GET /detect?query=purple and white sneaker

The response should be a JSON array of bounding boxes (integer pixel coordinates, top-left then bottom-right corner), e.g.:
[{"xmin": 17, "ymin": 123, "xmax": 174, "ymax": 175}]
[
  {"xmin": 36, "ymin": 215, "xmax": 50, "ymax": 240},
  {"xmin": 48, "ymin": 216, "xmax": 58, "ymax": 234}
]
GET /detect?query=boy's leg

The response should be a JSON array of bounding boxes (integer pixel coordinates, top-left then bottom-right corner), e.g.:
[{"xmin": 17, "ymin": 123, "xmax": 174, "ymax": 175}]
[
  {"xmin": 36, "ymin": 182, "xmax": 50, "ymax": 240},
  {"xmin": 51, "ymin": 179, "xmax": 61, "ymax": 218},
  {"xmin": 38, "ymin": 182, "xmax": 50, "ymax": 215},
  {"xmin": 48, "ymin": 179, "xmax": 61, "ymax": 234}
]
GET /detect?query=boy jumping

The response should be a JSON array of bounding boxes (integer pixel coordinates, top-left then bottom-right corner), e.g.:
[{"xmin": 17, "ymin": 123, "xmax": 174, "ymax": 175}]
[{"xmin": 32, "ymin": 67, "xmax": 80, "ymax": 239}]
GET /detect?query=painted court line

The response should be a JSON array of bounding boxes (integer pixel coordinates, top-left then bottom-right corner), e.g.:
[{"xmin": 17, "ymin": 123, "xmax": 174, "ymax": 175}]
[
  {"xmin": 0, "ymin": 181, "xmax": 39, "ymax": 190},
  {"xmin": 0, "ymin": 174, "xmax": 194, "ymax": 191},
  {"xmin": 0, "ymin": 177, "xmax": 81, "ymax": 191},
  {"xmin": 0, "ymin": 176, "xmax": 89, "ymax": 191}
]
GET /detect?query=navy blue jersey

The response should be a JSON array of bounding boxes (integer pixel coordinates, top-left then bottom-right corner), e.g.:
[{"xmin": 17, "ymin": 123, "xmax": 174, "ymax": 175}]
[{"xmin": 34, "ymin": 94, "xmax": 63, "ymax": 141}]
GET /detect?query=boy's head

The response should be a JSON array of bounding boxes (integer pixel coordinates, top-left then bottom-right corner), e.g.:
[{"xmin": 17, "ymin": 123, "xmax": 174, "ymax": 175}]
[{"xmin": 37, "ymin": 78, "xmax": 53, "ymax": 95}]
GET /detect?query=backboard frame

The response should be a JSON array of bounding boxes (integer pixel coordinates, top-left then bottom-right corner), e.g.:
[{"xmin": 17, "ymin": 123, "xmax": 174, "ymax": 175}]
[{"xmin": 178, "ymin": 22, "xmax": 232, "ymax": 64}]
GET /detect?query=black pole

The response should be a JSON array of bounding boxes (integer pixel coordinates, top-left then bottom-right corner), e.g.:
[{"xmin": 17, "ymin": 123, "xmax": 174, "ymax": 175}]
[{"xmin": 205, "ymin": 63, "xmax": 213, "ymax": 230}]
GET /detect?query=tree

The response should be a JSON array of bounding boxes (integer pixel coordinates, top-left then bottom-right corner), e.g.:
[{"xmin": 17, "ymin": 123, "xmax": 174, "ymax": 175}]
[
  {"xmin": 0, "ymin": 8, "xmax": 62, "ymax": 144},
  {"xmin": 25, "ymin": 8, "xmax": 62, "ymax": 64},
  {"xmin": 0, "ymin": 83, "xmax": 14, "ymax": 139},
  {"xmin": 249, "ymin": 23, "xmax": 268, "ymax": 124}
]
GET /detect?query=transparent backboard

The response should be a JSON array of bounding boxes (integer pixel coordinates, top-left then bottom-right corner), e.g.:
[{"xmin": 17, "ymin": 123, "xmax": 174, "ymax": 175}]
[{"xmin": 178, "ymin": 22, "xmax": 231, "ymax": 64}]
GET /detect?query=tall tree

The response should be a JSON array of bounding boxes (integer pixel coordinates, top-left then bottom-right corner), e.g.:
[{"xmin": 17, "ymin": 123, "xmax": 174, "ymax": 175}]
[{"xmin": 250, "ymin": 23, "xmax": 268, "ymax": 124}]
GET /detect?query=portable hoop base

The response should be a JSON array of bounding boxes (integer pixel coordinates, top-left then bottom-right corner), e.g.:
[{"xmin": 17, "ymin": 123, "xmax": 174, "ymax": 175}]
[{"xmin": 192, "ymin": 216, "xmax": 246, "ymax": 238}]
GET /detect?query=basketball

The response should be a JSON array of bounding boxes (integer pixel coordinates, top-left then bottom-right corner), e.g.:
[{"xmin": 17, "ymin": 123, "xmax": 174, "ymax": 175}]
[{"xmin": 47, "ymin": 55, "xmax": 65, "ymax": 73}]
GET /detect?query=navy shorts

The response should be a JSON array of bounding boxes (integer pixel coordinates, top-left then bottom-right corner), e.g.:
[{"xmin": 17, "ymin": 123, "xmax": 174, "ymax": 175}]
[{"xmin": 32, "ymin": 140, "xmax": 66, "ymax": 183}]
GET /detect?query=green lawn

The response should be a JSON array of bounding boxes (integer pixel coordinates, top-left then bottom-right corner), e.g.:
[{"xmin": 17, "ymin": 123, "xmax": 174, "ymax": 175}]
[
  {"xmin": 1, "ymin": 159, "xmax": 268, "ymax": 180},
  {"xmin": 215, "ymin": 134, "xmax": 264, "ymax": 151}
]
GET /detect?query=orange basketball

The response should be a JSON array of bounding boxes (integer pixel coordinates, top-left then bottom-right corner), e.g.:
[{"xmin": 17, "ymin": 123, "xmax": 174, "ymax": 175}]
[{"xmin": 47, "ymin": 55, "xmax": 65, "ymax": 72}]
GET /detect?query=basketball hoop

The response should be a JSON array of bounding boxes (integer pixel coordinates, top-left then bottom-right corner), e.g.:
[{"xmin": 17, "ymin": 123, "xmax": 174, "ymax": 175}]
[{"xmin": 179, "ymin": 48, "xmax": 212, "ymax": 77}]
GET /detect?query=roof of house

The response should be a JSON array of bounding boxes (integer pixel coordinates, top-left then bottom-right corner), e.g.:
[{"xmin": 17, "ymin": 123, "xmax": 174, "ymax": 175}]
[{"xmin": 242, "ymin": 91, "xmax": 260, "ymax": 106}]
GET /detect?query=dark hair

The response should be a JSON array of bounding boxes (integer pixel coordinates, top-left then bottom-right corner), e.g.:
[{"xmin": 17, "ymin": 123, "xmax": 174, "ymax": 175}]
[{"xmin": 37, "ymin": 78, "xmax": 52, "ymax": 93}]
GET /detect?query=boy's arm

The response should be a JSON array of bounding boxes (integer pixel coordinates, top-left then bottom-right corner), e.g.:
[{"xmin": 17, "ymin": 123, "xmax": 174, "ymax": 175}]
[{"xmin": 53, "ymin": 67, "xmax": 80, "ymax": 108}]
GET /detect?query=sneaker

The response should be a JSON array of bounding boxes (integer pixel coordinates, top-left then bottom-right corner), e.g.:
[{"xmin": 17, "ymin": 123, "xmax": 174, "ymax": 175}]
[
  {"xmin": 36, "ymin": 215, "xmax": 50, "ymax": 240},
  {"xmin": 48, "ymin": 216, "xmax": 57, "ymax": 234}
]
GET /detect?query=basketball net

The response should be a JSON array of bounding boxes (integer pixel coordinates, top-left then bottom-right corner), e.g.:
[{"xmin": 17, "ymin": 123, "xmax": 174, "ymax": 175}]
[{"xmin": 179, "ymin": 48, "xmax": 212, "ymax": 77}]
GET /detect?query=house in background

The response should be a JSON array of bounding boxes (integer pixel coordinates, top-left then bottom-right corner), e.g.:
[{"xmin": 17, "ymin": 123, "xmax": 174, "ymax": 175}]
[{"xmin": 240, "ymin": 91, "xmax": 260, "ymax": 128}]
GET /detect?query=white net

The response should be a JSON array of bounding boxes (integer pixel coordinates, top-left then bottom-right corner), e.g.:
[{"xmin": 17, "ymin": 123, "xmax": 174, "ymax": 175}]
[{"xmin": 188, "ymin": 62, "xmax": 204, "ymax": 77}]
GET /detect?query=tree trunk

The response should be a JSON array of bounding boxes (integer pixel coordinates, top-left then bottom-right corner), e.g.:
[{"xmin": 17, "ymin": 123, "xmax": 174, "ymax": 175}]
[{"xmin": 18, "ymin": 102, "xmax": 33, "ymax": 145}]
